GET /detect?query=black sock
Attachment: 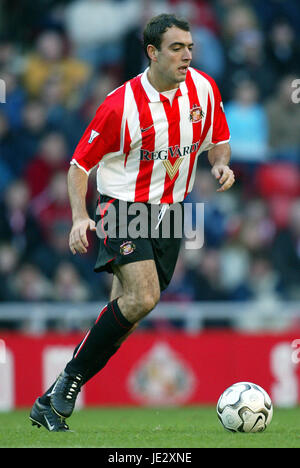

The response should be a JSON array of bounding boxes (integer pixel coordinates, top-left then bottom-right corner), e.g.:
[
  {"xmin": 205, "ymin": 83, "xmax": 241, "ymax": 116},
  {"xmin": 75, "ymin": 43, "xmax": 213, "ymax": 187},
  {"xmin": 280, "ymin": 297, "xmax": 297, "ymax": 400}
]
[
  {"xmin": 65, "ymin": 298, "xmax": 132, "ymax": 376},
  {"xmin": 39, "ymin": 299, "xmax": 132, "ymax": 405}
]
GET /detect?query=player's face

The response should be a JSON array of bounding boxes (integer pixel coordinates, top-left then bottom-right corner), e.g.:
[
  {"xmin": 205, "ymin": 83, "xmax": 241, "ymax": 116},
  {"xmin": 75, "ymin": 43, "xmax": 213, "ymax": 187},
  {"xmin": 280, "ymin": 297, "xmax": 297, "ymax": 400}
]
[{"xmin": 154, "ymin": 26, "xmax": 193, "ymax": 87}]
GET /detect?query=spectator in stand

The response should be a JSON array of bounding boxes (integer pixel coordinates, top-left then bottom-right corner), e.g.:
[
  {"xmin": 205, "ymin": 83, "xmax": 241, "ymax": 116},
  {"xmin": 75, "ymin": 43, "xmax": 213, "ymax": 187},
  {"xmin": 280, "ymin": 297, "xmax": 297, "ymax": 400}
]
[
  {"xmin": 33, "ymin": 171, "xmax": 72, "ymax": 241},
  {"xmin": 63, "ymin": 0, "xmax": 141, "ymax": 69},
  {"xmin": 0, "ymin": 112, "xmax": 15, "ymax": 193},
  {"xmin": 30, "ymin": 207, "xmax": 98, "ymax": 294},
  {"xmin": 219, "ymin": 197, "xmax": 276, "ymax": 298},
  {"xmin": 40, "ymin": 73, "xmax": 87, "ymax": 152},
  {"xmin": 25, "ymin": 154, "xmax": 97, "ymax": 287},
  {"xmin": 79, "ymin": 71, "xmax": 119, "ymax": 124},
  {"xmin": 0, "ymin": 159, "xmax": 14, "ymax": 197},
  {"xmin": 15, "ymin": 100, "xmax": 53, "ymax": 176},
  {"xmin": 1, "ymin": 101, "xmax": 50, "ymax": 179},
  {"xmin": 24, "ymin": 131, "xmax": 69, "ymax": 199},
  {"xmin": 219, "ymin": 3, "xmax": 276, "ymax": 100},
  {"xmin": 271, "ymin": 199, "xmax": 300, "ymax": 300},
  {"xmin": 0, "ymin": 36, "xmax": 19, "ymax": 71},
  {"xmin": 161, "ymin": 251, "xmax": 195, "ymax": 303},
  {"xmin": 266, "ymin": 18, "xmax": 300, "ymax": 80},
  {"xmin": 9, "ymin": 263, "xmax": 53, "ymax": 302},
  {"xmin": 0, "ymin": 243, "xmax": 21, "ymax": 328},
  {"xmin": 225, "ymin": 79, "xmax": 269, "ymax": 190},
  {"xmin": 190, "ymin": 248, "xmax": 229, "ymax": 302},
  {"xmin": 238, "ymin": 201, "xmax": 275, "ymax": 255},
  {"xmin": 0, "ymin": 179, "xmax": 42, "ymax": 262},
  {"xmin": 30, "ymin": 218, "xmax": 75, "ymax": 278},
  {"xmin": 185, "ymin": 169, "xmax": 228, "ymax": 248},
  {"xmin": 190, "ymin": 23, "xmax": 225, "ymax": 81},
  {"xmin": 22, "ymin": 29, "xmax": 91, "ymax": 105},
  {"xmin": 252, "ymin": 0, "xmax": 300, "ymax": 46},
  {"xmin": 230, "ymin": 252, "xmax": 286, "ymax": 302},
  {"xmin": 31, "ymin": 170, "xmax": 96, "ymax": 276},
  {"xmin": 265, "ymin": 74, "xmax": 300, "ymax": 162},
  {"xmin": 0, "ymin": 243, "xmax": 20, "ymax": 301},
  {"xmin": 52, "ymin": 261, "xmax": 91, "ymax": 302},
  {"xmin": 0, "ymin": 71, "xmax": 26, "ymax": 129}
]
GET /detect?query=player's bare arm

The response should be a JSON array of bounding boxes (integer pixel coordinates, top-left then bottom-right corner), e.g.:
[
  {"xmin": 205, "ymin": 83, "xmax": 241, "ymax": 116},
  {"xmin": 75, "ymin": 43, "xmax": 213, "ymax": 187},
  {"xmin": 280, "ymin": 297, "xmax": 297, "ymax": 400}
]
[
  {"xmin": 208, "ymin": 142, "xmax": 235, "ymax": 192},
  {"xmin": 67, "ymin": 164, "xmax": 96, "ymax": 255}
]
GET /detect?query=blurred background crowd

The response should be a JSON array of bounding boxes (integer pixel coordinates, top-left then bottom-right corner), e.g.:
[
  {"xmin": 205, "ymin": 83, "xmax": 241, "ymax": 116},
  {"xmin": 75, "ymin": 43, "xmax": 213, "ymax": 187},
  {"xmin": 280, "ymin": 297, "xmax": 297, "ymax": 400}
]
[{"xmin": 0, "ymin": 0, "xmax": 299, "ymax": 308}]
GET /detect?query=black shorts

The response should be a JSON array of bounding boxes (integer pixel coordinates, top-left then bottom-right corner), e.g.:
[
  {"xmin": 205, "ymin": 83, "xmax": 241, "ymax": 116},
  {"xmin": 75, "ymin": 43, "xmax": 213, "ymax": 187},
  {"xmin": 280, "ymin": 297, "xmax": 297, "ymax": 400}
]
[{"xmin": 94, "ymin": 195, "xmax": 183, "ymax": 291}]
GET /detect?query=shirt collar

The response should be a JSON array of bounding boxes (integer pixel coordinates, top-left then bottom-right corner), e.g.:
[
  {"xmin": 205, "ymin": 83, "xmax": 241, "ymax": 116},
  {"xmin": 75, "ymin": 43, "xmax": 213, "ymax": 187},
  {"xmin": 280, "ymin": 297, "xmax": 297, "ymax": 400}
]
[{"xmin": 141, "ymin": 67, "xmax": 188, "ymax": 103}]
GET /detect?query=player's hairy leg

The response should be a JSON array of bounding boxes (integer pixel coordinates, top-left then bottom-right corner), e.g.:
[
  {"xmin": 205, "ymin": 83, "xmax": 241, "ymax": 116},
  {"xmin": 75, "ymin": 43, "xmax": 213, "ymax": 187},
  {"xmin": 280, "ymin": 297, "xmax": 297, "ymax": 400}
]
[
  {"xmin": 112, "ymin": 259, "xmax": 161, "ymax": 323},
  {"xmin": 110, "ymin": 274, "xmax": 123, "ymax": 301}
]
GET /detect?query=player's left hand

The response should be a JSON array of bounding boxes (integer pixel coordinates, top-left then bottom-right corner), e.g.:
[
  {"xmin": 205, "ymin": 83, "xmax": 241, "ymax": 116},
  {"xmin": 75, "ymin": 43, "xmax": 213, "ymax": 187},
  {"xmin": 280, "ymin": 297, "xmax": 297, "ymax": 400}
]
[{"xmin": 211, "ymin": 165, "xmax": 235, "ymax": 192}]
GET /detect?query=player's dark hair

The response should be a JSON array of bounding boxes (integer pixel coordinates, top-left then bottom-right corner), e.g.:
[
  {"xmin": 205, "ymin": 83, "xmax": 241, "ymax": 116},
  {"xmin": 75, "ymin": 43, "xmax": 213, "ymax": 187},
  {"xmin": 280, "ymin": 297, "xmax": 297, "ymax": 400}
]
[{"xmin": 143, "ymin": 13, "xmax": 190, "ymax": 61}]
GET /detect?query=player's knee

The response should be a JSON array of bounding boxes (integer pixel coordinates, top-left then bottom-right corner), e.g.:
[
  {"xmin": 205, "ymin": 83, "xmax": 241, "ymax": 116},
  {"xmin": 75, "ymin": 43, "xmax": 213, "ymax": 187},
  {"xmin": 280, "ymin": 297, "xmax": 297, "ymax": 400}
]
[
  {"xmin": 139, "ymin": 290, "xmax": 160, "ymax": 316},
  {"xmin": 123, "ymin": 288, "xmax": 160, "ymax": 322}
]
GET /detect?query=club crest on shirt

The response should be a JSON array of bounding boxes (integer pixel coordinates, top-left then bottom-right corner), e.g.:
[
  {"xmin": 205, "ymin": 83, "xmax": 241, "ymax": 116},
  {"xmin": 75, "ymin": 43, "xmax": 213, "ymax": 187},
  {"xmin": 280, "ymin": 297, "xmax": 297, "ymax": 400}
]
[
  {"xmin": 189, "ymin": 104, "xmax": 205, "ymax": 123},
  {"xmin": 120, "ymin": 240, "xmax": 136, "ymax": 256}
]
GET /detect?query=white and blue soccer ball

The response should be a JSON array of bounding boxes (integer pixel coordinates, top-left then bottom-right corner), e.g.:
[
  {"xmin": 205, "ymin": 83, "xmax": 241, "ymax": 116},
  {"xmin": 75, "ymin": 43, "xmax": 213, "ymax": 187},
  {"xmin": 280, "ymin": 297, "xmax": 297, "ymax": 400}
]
[{"xmin": 217, "ymin": 382, "xmax": 273, "ymax": 433}]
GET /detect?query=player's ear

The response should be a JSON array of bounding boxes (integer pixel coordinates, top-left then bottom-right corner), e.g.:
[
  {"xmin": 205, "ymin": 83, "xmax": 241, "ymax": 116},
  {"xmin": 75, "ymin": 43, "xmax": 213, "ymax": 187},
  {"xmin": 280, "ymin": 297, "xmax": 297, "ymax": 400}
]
[{"xmin": 147, "ymin": 45, "xmax": 158, "ymax": 62}]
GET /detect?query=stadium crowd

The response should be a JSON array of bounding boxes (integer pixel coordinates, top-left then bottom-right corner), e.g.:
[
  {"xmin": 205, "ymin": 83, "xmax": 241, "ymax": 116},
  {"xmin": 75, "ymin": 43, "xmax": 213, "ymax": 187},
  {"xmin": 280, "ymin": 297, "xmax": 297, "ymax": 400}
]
[{"xmin": 0, "ymin": 0, "xmax": 299, "ymax": 308}]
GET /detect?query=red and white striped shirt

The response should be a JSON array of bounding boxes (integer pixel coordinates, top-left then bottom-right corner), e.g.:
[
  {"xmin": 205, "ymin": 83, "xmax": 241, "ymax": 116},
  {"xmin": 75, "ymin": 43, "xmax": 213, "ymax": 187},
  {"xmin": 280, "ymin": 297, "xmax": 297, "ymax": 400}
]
[{"xmin": 71, "ymin": 67, "xmax": 230, "ymax": 204}]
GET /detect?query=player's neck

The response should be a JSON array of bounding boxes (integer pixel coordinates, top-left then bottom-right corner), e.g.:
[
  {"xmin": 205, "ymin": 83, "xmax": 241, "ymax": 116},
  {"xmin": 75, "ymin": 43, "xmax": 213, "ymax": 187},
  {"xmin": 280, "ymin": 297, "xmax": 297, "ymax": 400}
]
[{"xmin": 147, "ymin": 67, "xmax": 179, "ymax": 93}]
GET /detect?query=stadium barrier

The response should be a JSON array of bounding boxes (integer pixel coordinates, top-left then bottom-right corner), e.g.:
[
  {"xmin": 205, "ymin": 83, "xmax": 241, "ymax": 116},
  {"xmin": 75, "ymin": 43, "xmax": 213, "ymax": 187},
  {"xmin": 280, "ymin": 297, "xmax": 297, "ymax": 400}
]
[
  {"xmin": 0, "ymin": 301, "xmax": 300, "ymax": 332},
  {"xmin": 0, "ymin": 302, "xmax": 300, "ymax": 410}
]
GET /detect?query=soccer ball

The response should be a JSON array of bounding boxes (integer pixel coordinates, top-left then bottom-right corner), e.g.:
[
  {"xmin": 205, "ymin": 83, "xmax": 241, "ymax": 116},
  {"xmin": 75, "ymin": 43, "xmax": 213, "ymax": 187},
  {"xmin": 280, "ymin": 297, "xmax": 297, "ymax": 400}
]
[{"xmin": 217, "ymin": 382, "xmax": 273, "ymax": 433}]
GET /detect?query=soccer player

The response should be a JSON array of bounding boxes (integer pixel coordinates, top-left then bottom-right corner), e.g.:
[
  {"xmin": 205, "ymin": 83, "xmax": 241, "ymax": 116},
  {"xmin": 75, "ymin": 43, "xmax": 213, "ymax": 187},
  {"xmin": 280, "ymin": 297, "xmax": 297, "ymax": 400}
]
[{"xmin": 30, "ymin": 13, "xmax": 234, "ymax": 431}]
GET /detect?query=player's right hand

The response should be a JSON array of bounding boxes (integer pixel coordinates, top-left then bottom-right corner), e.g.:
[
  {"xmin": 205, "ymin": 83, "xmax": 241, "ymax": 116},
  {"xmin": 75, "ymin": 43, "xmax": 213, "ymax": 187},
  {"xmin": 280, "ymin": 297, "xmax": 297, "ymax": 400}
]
[{"xmin": 69, "ymin": 218, "xmax": 96, "ymax": 254}]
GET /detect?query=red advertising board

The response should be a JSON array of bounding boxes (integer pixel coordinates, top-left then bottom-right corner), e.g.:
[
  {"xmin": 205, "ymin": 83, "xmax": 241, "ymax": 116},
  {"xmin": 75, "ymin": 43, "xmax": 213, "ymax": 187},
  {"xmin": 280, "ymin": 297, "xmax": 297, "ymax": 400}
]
[{"xmin": 0, "ymin": 330, "xmax": 300, "ymax": 409}]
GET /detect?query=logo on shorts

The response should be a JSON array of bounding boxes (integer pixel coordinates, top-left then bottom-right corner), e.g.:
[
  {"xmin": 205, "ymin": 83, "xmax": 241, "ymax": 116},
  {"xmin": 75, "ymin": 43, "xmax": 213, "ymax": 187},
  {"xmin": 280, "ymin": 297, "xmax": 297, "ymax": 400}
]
[
  {"xmin": 189, "ymin": 104, "xmax": 204, "ymax": 123},
  {"xmin": 120, "ymin": 241, "xmax": 136, "ymax": 256}
]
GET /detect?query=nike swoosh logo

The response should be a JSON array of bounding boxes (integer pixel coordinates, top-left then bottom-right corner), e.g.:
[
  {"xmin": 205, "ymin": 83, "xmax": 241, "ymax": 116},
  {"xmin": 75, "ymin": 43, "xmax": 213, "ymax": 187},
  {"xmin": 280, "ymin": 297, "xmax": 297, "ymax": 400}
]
[
  {"xmin": 141, "ymin": 124, "xmax": 154, "ymax": 133},
  {"xmin": 50, "ymin": 377, "xmax": 60, "ymax": 395},
  {"xmin": 44, "ymin": 415, "xmax": 55, "ymax": 431}
]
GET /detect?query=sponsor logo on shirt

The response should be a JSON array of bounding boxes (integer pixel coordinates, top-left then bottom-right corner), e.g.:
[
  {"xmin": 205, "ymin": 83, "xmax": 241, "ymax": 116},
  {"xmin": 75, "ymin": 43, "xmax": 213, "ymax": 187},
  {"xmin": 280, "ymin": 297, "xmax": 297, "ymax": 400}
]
[
  {"xmin": 139, "ymin": 141, "xmax": 201, "ymax": 179},
  {"xmin": 139, "ymin": 141, "xmax": 200, "ymax": 162}
]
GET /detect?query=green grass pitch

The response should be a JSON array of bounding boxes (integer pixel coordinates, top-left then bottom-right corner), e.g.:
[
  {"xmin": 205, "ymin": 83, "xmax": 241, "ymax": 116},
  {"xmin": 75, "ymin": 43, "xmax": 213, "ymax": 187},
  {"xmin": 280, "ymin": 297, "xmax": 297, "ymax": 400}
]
[{"xmin": 0, "ymin": 406, "xmax": 299, "ymax": 448}]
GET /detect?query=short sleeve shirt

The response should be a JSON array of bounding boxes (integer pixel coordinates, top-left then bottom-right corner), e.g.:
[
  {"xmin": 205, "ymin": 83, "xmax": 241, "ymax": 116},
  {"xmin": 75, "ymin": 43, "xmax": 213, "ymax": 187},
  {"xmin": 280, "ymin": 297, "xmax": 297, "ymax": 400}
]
[{"xmin": 71, "ymin": 67, "xmax": 230, "ymax": 204}]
